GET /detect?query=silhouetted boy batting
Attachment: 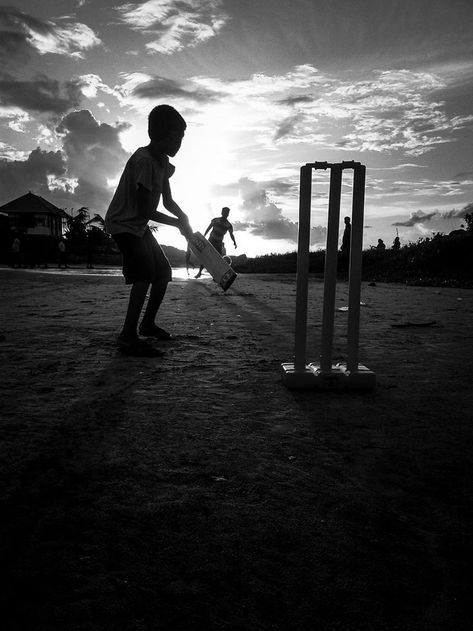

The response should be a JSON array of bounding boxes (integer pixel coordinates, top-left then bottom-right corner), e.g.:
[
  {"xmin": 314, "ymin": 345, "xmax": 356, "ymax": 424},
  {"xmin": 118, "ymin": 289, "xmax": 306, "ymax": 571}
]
[{"xmin": 105, "ymin": 104, "xmax": 192, "ymax": 356}]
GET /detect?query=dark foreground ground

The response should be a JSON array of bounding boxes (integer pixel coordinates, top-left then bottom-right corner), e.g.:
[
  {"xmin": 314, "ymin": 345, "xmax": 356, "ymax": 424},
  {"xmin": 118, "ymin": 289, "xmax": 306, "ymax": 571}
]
[{"xmin": 1, "ymin": 267, "xmax": 472, "ymax": 630}]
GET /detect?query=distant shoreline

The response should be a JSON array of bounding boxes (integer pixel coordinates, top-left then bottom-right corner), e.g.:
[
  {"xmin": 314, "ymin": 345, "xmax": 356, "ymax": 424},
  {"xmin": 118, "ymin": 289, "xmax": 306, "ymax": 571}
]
[{"xmin": 1, "ymin": 262, "xmax": 472, "ymax": 289}]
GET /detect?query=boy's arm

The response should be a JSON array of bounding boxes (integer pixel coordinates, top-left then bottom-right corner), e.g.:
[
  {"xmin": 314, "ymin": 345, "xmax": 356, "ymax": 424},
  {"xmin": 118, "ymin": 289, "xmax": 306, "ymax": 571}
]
[
  {"xmin": 161, "ymin": 177, "xmax": 187, "ymax": 221},
  {"xmin": 161, "ymin": 178, "xmax": 193, "ymax": 238},
  {"xmin": 203, "ymin": 221, "xmax": 213, "ymax": 237},
  {"xmin": 136, "ymin": 184, "xmax": 178, "ymax": 226},
  {"xmin": 137, "ymin": 183, "xmax": 192, "ymax": 237},
  {"xmin": 229, "ymin": 225, "xmax": 237, "ymax": 247}
]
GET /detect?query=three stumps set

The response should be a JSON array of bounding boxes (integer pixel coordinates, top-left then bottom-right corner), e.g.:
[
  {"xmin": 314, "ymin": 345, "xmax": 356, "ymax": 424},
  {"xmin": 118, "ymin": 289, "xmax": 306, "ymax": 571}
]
[{"xmin": 281, "ymin": 161, "xmax": 376, "ymax": 390}]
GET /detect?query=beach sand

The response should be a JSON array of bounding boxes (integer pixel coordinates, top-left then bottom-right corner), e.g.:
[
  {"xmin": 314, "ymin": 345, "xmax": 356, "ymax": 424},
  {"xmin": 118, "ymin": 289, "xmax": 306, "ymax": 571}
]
[{"xmin": 1, "ymin": 266, "xmax": 472, "ymax": 630}]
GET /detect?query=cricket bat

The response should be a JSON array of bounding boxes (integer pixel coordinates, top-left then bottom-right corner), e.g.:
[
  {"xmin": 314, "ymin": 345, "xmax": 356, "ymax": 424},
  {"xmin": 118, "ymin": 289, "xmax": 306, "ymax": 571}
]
[{"xmin": 188, "ymin": 232, "xmax": 237, "ymax": 291}]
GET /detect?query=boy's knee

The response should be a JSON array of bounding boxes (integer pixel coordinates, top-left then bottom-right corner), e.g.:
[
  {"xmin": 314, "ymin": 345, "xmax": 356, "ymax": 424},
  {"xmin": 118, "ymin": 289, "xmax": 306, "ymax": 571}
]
[{"xmin": 152, "ymin": 278, "xmax": 168, "ymax": 290}]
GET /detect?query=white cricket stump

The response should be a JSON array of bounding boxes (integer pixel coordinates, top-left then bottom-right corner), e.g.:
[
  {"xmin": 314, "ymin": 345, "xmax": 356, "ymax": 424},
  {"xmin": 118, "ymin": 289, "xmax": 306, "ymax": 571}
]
[{"xmin": 281, "ymin": 161, "xmax": 376, "ymax": 390}]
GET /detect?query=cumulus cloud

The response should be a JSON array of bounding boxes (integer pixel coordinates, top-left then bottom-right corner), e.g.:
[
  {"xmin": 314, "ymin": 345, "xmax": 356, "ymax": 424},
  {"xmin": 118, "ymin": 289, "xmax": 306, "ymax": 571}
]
[
  {"xmin": 0, "ymin": 6, "xmax": 101, "ymax": 62},
  {"xmin": 115, "ymin": 0, "xmax": 228, "ymax": 54},
  {"xmin": 0, "ymin": 8, "xmax": 101, "ymax": 122},
  {"xmin": 0, "ymin": 108, "xmax": 131, "ymax": 210},
  {"xmin": 56, "ymin": 109, "xmax": 130, "ymax": 210},
  {"xmin": 77, "ymin": 74, "xmax": 118, "ymax": 100},
  {"xmin": 310, "ymin": 224, "xmax": 328, "ymax": 248},
  {"xmin": 0, "ymin": 109, "xmax": 142, "ymax": 212},
  {"xmin": 0, "ymin": 147, "xmax": 67, "ymax": 204},
  {"xmin": 391, "ymin": 202, "xmax": 473, "ymax": 239},
  {"xmin": 235, "ymin": 177, "xmax": 297, "ymax": 241},
  {"xmin": 232, "ymin": 177, "xmax": 326, "ymax": 247}
]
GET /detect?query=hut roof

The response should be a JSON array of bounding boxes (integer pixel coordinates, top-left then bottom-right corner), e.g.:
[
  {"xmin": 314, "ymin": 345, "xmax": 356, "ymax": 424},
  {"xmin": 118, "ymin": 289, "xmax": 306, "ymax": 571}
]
[{"xmin": 0, "ymin": 192, "xmax": 70, "ymax": 218}]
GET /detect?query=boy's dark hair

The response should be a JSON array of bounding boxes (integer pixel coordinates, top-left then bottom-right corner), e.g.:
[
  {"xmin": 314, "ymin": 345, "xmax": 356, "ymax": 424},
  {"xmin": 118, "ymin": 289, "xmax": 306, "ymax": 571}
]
[{"xmin": 148, "ymin": 105, "xmax": 186, "ymax": 140}]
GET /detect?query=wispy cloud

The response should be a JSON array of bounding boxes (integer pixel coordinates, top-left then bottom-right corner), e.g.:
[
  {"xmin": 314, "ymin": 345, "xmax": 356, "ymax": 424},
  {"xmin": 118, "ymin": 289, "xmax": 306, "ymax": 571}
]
[
  {"xmin": 131, "ymin": 75, "xmax": 223, "ymax": 103},
  {"xmin": 369, "ymin": 164, "xmax": 429, "ymax": 171},
  {"xmin": 0, "ymin": 6, "xmax": 101, "ymax": 60},
  {"xmin": 393, "ymin": 210, "xmax": 439, "ymax": 227},
  {"xmin": 383, "ymin": 179, "xmax": 467, "ymax": 199},
  {"xmin": 441, "ymin": 202, "xmax": 473, "ymax": 220},
  {"xmin": 155, "ymin": 64, "xmax": 473, "ymax": 156},
  {"xmin": 115, "ymin": 0, "xmax": 228, "ymax": 54},
  {"xmin": 276, "ymin": 67, "xmax": 473, "ymax": 156},
  {"xmin": 453, "ymin": 170, "xmax": 473, "ymax": 182},
  {"xmin": 0, "ymin": 142, "xmax": 28, "ymax": 161},
  {"xmin": 0, "ymin": 74, "xmax": 83, "ymax": 115},
  {"xmin": 29, "ymin": 20, "xmax": 101, "ymax": 58}
]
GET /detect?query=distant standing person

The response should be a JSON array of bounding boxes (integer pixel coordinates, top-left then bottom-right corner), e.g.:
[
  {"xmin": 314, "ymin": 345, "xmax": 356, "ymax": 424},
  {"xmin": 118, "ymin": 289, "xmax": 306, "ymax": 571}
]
[
  {"xmin": 392, "ymin": 235, "xmax": 400, "ymax": 250},
  {"xmin": 10, "ymin": 234, "xmax": 21, "ymax": 268},
  {"xmin": 105, "ymin": 104, "xmax": 192, "ymax": 357},
  {"xmin": 341, "ymin": 216, "xmax": 351, "ymax": 253},
  {"xmin": 58, "ymin": 238, "xmax": 67, "ymax": 268},
  {"xmin": 195, "ymin": 207, "xmax": 236, "ymax": 279},
  {"xmin": 340, "ymin": 215, "xmax": 351, "ymax": 271}
]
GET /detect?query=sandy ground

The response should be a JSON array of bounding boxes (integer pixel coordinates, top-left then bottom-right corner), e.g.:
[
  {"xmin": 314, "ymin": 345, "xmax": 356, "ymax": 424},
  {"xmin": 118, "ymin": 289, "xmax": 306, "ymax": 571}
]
[{"xmin": 1, "ymin": 265, "xmax": 473, "ymax": 631}]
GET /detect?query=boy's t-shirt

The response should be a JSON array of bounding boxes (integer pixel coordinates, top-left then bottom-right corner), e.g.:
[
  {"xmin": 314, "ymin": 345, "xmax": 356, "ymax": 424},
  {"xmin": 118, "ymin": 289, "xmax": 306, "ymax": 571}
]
[{"xmin": 105, "ymin": 147, "xmax": 175, "ymax": 237}]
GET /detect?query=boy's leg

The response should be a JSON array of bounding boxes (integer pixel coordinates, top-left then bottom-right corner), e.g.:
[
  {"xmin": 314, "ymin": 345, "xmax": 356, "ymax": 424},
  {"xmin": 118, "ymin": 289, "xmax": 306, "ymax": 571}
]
[
  {"xmin": 195, "ymin": 265, "xmax": 204, "ymax": 278},
  {"xmin": 139, "ymin": 278, "xmax": 172, "ymax": 339},
  {"xmin": 119, "ymin": 281, "xmax": 150, "ymax": 340},
  {"xmin": 116, "ymin": 230, "xmax": 172, "ymax": 345},
  {"xmin": 117, "ymin": 281, "xmax": 165, "ymax": 357}
]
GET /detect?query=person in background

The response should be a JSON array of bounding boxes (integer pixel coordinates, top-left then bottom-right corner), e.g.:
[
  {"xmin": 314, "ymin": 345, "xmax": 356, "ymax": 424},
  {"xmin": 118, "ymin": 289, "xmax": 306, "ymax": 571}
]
[
  {"xmin": 339, "ymin": 216, "xmax": 351, "ymax": 272},
  {"xmin": 195, "ymin": 207, "xmax": 236, "ymax": 279},
  {"xmin": 376, "ymin": 238, "xmax": 386, "ymax": 251},
  {"xmin": 10, "ymin": 233, "xmax": 21, "ymax": 268},
  {"xmin": 58, "ymin": 238, "xmax": 68, "ymax": 268}
]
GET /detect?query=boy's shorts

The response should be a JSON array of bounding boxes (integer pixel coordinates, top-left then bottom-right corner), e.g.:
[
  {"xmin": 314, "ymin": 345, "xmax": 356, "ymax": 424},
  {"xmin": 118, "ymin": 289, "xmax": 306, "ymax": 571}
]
[
  {"xmin": 209, "ymin": 237, "xmax": 223, "ymax": 255},
  {"xmin": 113, "ymin": 229, "xmax": 172, "ymax": 285}
]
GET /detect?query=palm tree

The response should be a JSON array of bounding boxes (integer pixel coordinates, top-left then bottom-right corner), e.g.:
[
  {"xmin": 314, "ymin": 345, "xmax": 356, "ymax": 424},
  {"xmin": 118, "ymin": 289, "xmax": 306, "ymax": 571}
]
[{"xmin": 65, "ymin": 207, "xmax": 89, "ymax": 255}]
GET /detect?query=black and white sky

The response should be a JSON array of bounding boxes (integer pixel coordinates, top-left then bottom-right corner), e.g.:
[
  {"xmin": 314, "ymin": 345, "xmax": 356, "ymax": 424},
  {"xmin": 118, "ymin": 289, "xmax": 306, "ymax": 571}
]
[{"xmin": 1, "ymin": 0, "xmax": 472, "ymax": 254}]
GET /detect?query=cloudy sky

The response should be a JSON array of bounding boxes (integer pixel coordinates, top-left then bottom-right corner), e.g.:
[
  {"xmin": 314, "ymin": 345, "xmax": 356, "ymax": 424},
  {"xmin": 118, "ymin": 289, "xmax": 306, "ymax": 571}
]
[{"xmin": 1, "ymin": 0, "xmax": 472, "ymax": 256}]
